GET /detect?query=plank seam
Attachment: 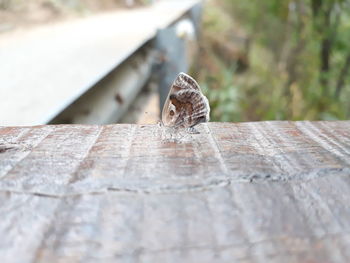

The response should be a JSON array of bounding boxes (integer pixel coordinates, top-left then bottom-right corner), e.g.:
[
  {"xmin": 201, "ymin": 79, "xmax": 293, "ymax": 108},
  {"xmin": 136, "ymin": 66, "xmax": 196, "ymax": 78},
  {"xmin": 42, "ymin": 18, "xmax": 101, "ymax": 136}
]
[
  {"xmin": 68, "ymin": 125, "xmax": 105, "ymax": 184},
  {"xmin": 204, "ymin": 124, "xmax": 230, "ymax": 176},
  {"xmin": 0, "ymin": 127, "xmax": 55, "ymax": 179},
  {"xmin": 295, "ymin": 122, "xmax": 350, "ymax": 165}
]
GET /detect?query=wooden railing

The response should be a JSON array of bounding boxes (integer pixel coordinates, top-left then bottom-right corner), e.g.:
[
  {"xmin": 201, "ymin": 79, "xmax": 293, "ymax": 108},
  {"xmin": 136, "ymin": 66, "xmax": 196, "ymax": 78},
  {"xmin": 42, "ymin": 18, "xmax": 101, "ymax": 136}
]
[{"xmin": 0, "ymin": 121, "xmax": 349, "ymax": 262}]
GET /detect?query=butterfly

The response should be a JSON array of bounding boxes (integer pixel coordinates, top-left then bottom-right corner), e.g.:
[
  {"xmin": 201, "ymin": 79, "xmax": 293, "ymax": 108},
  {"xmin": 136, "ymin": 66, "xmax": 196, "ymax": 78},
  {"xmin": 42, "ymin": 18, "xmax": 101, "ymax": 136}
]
[{"xmin": 161, "ymin": 72, "xmax": 210, "ymax": 133}]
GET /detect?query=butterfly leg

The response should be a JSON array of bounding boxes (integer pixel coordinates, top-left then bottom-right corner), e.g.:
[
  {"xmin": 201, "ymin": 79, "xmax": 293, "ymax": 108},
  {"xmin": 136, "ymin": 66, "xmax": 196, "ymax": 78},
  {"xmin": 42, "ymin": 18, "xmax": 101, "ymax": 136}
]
[
  {"xmin": 186, "ymin": 127, "xmax": 200, "ymax": 134},
  {"xmin": 186, "ymin": 115, "xmax": 208, "ymax": 134}
]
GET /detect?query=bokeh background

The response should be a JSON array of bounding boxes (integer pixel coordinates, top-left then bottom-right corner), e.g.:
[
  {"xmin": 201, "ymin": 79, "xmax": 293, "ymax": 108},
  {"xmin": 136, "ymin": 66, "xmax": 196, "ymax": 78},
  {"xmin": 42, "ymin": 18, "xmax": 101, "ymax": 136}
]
[
  {"xmin": 1, "ymin": 0, "xmax": 349, "ymax": 124},
  {"xmin": 194, "ymin": 0, "xmax": 350, "ymax": 122}
]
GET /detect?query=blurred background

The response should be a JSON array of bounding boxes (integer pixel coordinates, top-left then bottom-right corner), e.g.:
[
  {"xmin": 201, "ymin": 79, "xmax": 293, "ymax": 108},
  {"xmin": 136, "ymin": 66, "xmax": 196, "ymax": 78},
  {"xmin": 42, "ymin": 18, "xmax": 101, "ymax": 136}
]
[
  {"xmin": 0, "ymin": 0, "xmax": 349, "ymax": 126},
  {"xmin": 194, "ymin": 0, "xmax": 350, "ymax": 122}
]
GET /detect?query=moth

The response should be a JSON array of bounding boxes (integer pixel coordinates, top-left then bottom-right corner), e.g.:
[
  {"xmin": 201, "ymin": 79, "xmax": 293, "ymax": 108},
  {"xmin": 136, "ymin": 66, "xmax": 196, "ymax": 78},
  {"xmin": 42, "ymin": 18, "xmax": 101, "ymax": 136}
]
[{"xmin": 161, "ymin": 72, "xmax": 210, "ymax": 133}]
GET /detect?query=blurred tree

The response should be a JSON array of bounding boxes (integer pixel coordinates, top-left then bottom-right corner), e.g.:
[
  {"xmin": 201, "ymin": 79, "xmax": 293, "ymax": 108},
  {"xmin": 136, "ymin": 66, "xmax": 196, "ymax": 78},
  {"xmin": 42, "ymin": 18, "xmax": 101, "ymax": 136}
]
[{"xmin": 197, "ymin": 0, "xmax": 350, "ymax": 121}]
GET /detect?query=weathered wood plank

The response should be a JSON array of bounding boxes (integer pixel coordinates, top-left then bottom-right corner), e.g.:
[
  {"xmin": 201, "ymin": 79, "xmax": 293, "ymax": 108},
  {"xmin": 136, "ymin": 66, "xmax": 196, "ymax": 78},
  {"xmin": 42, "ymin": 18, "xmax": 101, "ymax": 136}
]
[
  {"xmin": 0, "ymin": 192, "xmax": 61, "ymax": 263},
  {"xmin": 0, "ymin": 121, "xmax": 349, "ymax": 263},
  {"xmin": 0, "ymin": 126, "xmax": 54, "ymax": 178}
]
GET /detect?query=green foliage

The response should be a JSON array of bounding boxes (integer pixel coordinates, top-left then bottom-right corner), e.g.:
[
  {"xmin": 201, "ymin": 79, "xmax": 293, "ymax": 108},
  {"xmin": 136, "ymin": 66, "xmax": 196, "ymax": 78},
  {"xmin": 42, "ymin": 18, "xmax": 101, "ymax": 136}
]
[
  {"xmin": 201, "ymin": 67, "xmax": 241, "ymax": 122},
  {"xmin": 197, "ymin": 0, "xmax": 350, "ymax": 121}
]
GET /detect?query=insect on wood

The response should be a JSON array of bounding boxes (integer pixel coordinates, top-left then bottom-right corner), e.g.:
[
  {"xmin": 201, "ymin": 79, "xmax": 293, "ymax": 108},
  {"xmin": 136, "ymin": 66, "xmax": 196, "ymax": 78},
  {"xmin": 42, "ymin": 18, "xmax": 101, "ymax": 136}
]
[{"xmin": 161, "ymin": 72, "xmax": 210, "ymax": 133}]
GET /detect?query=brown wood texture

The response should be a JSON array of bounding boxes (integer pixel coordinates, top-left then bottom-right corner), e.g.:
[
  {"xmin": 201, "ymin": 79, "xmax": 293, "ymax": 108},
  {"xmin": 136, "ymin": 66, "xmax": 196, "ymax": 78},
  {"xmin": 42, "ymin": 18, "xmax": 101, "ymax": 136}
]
[{"xmin": 0, "ymin": 121, "xmax": 350, "ymax": 263}]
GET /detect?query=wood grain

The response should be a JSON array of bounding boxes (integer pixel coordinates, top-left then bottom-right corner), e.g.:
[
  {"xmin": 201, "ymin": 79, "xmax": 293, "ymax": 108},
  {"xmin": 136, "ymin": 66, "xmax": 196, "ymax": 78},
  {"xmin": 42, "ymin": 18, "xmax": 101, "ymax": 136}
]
[{"xmin": 0, "ymin": 121, "xmax": 349, "ymax": 262}]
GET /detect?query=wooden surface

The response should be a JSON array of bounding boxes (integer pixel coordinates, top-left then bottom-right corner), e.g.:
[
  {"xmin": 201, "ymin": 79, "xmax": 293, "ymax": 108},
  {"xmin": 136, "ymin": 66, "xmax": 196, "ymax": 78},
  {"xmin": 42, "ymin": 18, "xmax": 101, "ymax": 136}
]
[
  {"xmin": 0, "ymin": 0, "xmax": 198, "ymax": 126},
  {"xmin": 0, "ymin": 121, "xmax": 350, "ymax": 263}
]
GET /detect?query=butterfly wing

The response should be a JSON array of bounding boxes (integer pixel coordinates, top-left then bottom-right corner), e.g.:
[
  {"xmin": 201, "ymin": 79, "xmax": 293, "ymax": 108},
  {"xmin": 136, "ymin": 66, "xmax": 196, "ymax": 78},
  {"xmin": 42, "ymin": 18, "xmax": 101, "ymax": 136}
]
[
  {"xmin": 172, "ymin": 72, "xmax": 201, "ymax": 91},
  {"xmin": 162, "ymin": 72, "xmax": 210, "ymax": 128}
]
